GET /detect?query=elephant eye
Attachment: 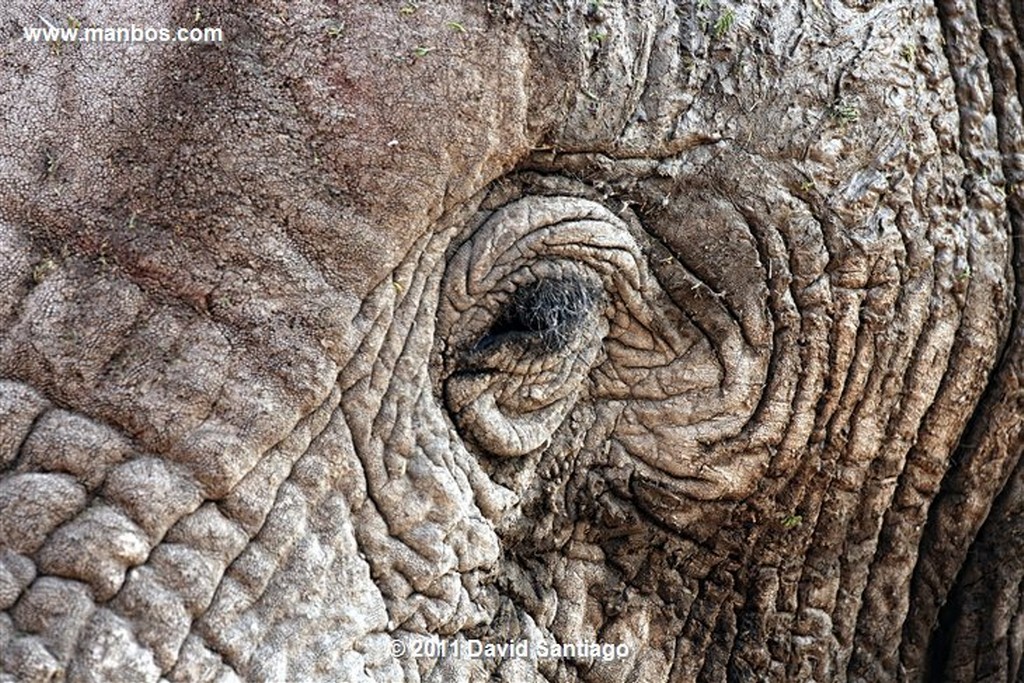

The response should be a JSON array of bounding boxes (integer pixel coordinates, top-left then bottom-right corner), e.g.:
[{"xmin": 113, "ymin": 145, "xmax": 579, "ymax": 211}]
[
  {"xmin": 474, "ymin": 277, "xmax": 599, "ymax": 353},
  {"xmin": 437, "ymin": 192, "xmax": 767, "ymax": 466}
]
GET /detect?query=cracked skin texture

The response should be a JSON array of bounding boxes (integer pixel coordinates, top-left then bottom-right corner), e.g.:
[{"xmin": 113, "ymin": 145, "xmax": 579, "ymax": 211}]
[{"xmin": 0, "ymin": 0, "xmax": 1023, "ymax": 681}]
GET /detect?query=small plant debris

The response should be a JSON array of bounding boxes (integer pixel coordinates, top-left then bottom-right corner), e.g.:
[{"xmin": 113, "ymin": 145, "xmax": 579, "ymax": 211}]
[
  {"xmin": 324, "ymin": 21, "xmax": 344, "ymax": 39},
  {"xmin": 781, "ymin": 514, "xmax": 803, "ymax": 530},
  {"xmin": 829, "ymin": 100, "xmax": 859, "ymax": 125},
  {"xmin": 40, "ymin": 149, "xmax": 58, "ymax": 179},
  {"xmin": 33, "ymin": 258, "xmax": 57, "ymax": 283},
  {"xmin": 712, "ymin": 9, "xmax": 735, "ymax": 39}
]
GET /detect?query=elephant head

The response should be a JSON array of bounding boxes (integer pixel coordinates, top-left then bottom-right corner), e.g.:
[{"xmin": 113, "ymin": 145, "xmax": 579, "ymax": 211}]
[{"xmin": 1, "ymin": 0, "xmax": 1022, "ymax": 681}]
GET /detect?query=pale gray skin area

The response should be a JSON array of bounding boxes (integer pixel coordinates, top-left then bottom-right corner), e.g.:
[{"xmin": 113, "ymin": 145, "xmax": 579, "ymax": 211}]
[{"xmin": 1, "ymin": 0, "xmax": 1023, "ymax": 681}]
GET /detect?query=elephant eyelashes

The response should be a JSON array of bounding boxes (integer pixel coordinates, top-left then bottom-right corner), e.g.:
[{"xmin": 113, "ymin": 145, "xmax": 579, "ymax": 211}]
[{"xmin": 473, "ymin": 277, "xmax": 600, "ymax": 354}]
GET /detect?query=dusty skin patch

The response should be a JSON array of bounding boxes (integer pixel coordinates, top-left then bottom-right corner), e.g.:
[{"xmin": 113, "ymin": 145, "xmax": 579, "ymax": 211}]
[{"xmin": 0, "ymin": 1, "xmax": 1022, "ymax": 681}]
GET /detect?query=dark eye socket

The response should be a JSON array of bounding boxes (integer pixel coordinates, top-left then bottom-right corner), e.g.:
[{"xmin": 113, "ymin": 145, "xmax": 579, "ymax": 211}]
[{"xmin": 474, "ymin": 276, "xmax": 599, "ymax": 353}]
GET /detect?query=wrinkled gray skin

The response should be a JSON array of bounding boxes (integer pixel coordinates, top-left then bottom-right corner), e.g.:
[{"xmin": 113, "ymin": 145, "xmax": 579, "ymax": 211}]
[{"xmin": 1, "ymin": 0, "xmax": 1023, "ymax": 681}]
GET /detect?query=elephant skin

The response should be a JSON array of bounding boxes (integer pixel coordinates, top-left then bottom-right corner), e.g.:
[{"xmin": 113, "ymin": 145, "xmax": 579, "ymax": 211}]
[{"xmin": 1, "ymin": 0, "xmax": 1023, "ymax": 681}]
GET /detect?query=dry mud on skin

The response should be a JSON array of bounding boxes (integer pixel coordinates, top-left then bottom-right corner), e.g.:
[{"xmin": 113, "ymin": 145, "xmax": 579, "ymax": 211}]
[{"xmin": 0, "ymin": 1, "xmax": 1023, "ymax": 682}]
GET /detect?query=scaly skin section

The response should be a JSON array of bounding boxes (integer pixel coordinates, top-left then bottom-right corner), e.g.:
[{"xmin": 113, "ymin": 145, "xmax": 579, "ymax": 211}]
[
  {"xmin": 0, "ymin": 1, "xmax": 1021, "ymax": 681},
  {"xmin": 1, "ymin": 1, "xmax": 537, "ymax": 679},
  {"xmin": 448, "ymin": 2, "xmax": 1012, "ymax": 681},
  {"xmin": 911, "ymin": 0, "xmax": 1024, "ymax": 680}
]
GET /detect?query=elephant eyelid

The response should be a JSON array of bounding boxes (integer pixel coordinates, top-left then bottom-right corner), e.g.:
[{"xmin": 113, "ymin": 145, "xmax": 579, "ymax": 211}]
[{"xmin": 471, "ymin": 276, "xmax": 601, "ymax": 355}]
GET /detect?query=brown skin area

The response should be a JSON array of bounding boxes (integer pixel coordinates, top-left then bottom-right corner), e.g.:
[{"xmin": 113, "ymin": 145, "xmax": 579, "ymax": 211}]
[{"xmin": 1, "ymin": 0, "xmax": 1023, "ymax": 681}]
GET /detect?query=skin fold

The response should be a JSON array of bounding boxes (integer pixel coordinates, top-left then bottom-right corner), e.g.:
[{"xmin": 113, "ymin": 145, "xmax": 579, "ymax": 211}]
[{"xmin": 0, "ymin": 0, "xmax": 1022, "ymax": 681}]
